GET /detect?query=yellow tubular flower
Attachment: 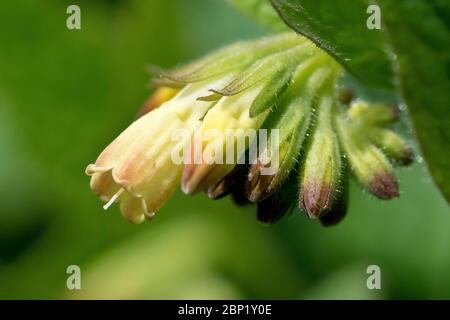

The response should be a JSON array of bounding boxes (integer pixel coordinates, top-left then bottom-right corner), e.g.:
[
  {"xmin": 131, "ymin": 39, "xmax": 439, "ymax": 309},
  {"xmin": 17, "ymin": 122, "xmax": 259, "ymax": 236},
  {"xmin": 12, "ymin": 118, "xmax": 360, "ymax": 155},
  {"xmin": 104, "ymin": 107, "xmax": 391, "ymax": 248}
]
[
  {"xmin": 137, "ymin": 86, "xmax": 179, "ymax": 117},
  {"xmin": 86, "ymin": 77, "xmax": 231, "ymax": 223}
]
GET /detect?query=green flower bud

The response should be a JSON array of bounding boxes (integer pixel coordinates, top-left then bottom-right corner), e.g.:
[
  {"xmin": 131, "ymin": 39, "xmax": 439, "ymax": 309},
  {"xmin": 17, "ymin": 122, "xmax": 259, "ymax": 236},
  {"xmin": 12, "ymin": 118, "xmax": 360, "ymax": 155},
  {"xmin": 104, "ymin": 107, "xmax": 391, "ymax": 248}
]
[
  {"xmin": 246, "ymin": 62, "xmax": 336, "ymax": 202},
  {"xmin": 347, "ymin": 100, "xmax": 399, "ymax": 126},
  {"xmin": 246, "ymin": 97, "xmax": 311, "ymax": 202},
  {"xmin": 299, "ymin": 94, "xmax": 343, "ymax": 218},
  {"xmin": 320, "ymin": 169, "xmax": 349, "ymax": 227},
  {"xmin": 366, "ymin": 127, "xmax": 414, "ymax": 166},
  {"xmin": 336, "ymin": 114, "xmax": 399, "ymax": 199}
]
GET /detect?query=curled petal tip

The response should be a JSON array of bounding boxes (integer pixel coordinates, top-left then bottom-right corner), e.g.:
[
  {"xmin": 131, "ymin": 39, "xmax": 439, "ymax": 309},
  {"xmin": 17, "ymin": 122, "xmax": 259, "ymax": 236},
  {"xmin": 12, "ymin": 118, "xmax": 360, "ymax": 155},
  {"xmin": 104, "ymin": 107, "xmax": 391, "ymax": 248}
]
[
  {"xmin": 85, "ymin": 164, "xmax": 96, "ymax": 176},
  {"xmin": 119, "ymin": 196, "xmax": 153, "ymax": 224},
  {"xmin": 85, "ymin": 164, "xmax": 112, "ymax": 176}
]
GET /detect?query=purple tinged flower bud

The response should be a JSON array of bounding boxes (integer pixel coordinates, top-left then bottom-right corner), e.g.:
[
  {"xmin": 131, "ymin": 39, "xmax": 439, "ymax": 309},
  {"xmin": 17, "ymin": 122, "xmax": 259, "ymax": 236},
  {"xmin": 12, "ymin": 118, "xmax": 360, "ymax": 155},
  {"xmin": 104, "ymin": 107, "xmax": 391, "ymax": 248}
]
[
  {"xmin": 299, "ymin": 95, "xmax": 342, "ymax": 219},
  {"xmin": 320, "ymin": 172, "xmax": 349, "ymax": 227},
  {"xmin": 366, "ymin": 128, "xmax": 414, "ymax": 166},
  {"xmin": 257, "ymin": 195, "xmax": 291, "ymax": 224},
  {"xmin": 336, "ymin": 114, "xmax": 400, "ymax": 200},
  {"xmin": 246, "ymin": 159, "xmax": 278, "ymax": 202},
  {"xmin": 245, "ymin": 106, "xmax": 308, "ymax": 202},
  {"xmin": 347, "ymin": 100, "xmax": 399, "ymax": 126},
  {"xmin": 232, "ymin": 186, "xmax": 253, "ymax": 207},
  {"xmin": 246, "ymin": 63, "xmax": 337, "ymax": 202}
]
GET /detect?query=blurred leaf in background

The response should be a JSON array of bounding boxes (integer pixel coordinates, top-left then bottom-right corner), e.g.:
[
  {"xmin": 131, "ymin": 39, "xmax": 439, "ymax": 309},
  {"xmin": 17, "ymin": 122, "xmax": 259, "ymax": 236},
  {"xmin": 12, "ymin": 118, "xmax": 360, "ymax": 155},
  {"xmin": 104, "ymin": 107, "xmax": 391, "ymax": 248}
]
[
  {"xmin": 0, "ymin": 0, "xmax": 449, "ymax": 300},
  {"xmin": 270, "ymin": 0, "xmax": 450, "ymax": 202}
]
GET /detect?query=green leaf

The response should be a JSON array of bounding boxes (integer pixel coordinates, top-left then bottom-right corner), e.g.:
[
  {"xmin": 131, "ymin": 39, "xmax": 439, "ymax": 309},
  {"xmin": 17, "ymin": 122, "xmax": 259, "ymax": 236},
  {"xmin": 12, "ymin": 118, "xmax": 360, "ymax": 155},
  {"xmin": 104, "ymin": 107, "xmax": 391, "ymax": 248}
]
[
  {"xmin": 378, "ymin": 0, "xmax": 450, "ymax": 202},
  {"xmin": 271, "ymin": 0, "xmax": 450, "ymax": 201},
  {"xmin": 227, "ymin": 0, "xmax": 288, "ymax": 31},
  {"xmin": 270, "ymin": 0, "xmax": 394, "ymax": 89}
]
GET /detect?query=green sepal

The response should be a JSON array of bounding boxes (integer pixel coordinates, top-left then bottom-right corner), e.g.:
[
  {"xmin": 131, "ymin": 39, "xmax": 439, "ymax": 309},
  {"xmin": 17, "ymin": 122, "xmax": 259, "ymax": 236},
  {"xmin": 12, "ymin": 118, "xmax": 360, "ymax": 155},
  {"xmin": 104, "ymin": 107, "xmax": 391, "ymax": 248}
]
[
  {"xmin": 211, "ymin": 42, "xmax": 315, "ymax": 97},
  {"xmin": 249, "ymin": 66, "xmax": 294, "ymax": 117},
  {"xmin": 153, "ymin": 33, "xmax": 305, "ymax": 85}
]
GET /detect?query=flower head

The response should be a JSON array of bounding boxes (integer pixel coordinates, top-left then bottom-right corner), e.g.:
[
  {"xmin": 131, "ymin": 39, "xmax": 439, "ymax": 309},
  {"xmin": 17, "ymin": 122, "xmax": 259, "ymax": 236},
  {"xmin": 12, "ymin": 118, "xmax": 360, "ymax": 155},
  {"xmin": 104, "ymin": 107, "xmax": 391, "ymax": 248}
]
[{"xmin": 87, "ymin": 32, "xmax": 413, "ymax": 225}]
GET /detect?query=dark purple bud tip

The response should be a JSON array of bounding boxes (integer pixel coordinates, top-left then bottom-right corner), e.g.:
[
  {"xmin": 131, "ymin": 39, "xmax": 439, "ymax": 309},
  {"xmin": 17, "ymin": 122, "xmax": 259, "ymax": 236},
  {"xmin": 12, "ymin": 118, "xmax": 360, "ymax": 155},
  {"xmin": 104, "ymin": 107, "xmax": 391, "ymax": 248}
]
[
  {"xmin": 400, "ymin": 147, "xmax": 415, "ymax": 166},
  {"xmin": 320, "ymin": 192, "xmax": 348, "ymax": 227},
  {"xmin": 232, "ymin": 187, "xmax": 253, "ymax": 207},
  {"xmin": 388, "ymin": 103, "xmax": 401, "ymax": 121},
  {"xmin": 257, "ymin": 196, "xmax": 290, "ymax": 225},
  {"xmin": 338, "ymin": 87, "xmax": 355, "ymax": 105},
  {"xmin": 299, "ymin": 180, "xmax": 333, "ymax": 219},
  {"xmin": 368, "ymin": 171, "xmax": 400, "ymax": 199}
]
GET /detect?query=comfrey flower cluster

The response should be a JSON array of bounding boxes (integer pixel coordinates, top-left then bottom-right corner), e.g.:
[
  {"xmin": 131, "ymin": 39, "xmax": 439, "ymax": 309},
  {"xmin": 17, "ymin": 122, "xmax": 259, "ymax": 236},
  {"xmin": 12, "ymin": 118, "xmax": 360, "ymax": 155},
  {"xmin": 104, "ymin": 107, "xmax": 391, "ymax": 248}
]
[{"xmin": 86, "ymin": 33, "xmax": 413, "ymax": 225}]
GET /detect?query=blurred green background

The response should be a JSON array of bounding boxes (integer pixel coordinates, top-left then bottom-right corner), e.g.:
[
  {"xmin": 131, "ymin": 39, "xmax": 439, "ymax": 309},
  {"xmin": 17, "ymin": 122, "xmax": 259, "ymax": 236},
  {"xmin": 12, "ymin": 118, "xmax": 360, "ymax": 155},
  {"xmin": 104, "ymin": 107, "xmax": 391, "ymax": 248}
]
[{"xmin": 0, "ymin": 0, "xmax": 449, "ymax": 299}]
